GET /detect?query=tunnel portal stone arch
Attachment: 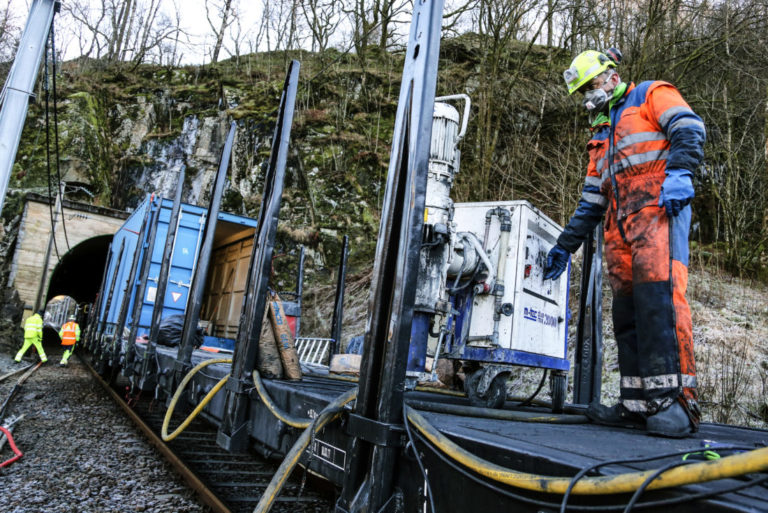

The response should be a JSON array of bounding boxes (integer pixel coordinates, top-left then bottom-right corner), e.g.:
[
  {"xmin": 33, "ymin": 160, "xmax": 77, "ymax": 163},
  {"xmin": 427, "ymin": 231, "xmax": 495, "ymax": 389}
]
[{"xmin": 8, "ymin": 194, "xmax": 128, "ymax": 317}]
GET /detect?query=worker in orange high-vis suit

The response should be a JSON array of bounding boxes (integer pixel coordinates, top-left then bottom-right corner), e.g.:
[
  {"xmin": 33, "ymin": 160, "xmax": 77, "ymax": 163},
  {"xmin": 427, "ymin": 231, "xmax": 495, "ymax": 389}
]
[
  {"xmin": 545, "ymin": 49, "xmax": 705, "ymax": 438},
  {"xmin": 59, "ymin": 315, "xmax": 81, "ymax": 366},
  {"xmin": 14, "ymin": 309, "xmax": 47, "ymax": 363}
]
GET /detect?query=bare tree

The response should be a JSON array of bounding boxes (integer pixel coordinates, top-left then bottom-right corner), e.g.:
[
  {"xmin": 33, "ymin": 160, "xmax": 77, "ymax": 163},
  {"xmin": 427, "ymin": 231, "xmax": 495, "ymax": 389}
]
[
  {"xmin": 0, "ymin": 5, "xmax": 19, "ymax": 63},
  {"xmin": 301, "ymin": 0, "xmax": 341, "ymax": 52},
  {"xmin": 63, "ymin": 0, "xmax": 109, "ymax": 59},
  {"xmin": 60, "ymin": 0, "xmax": 181, "ymax": 65},
  {"xmin": 246, "ymin": 5, "xmax": 270, "ymax": 54},
  {"xmin": 132, "ymin": 3, "xmax": 184, "ymax": 66},
  {"xmin": 265, "ymin": 0, "xmax": 305, "ymax": 51},
  {"xmin": 206, "ymin": 0, "xmax": 236, "ymax": 64},
  {"xmin": 344, "ymin": 0, "xmax": 408, "ymax": 63}
]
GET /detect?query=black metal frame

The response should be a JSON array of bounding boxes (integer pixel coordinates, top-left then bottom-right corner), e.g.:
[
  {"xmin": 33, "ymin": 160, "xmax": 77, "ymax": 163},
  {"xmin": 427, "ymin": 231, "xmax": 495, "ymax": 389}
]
[
  {"xmin": 174, "ymin": 122, "xmax": 237, "ymax": 377},
  {"xmin": 217, "ymin": 60, "xmax": 300, "ymax": 452},
  {"xmin": 118, "ymin": 198, "xmax": 162, "ymax": 368},
  {"xmin": 93, "ymin": 238, "xmax": 126, "ymax": 360},
  {"xmin": 330, "ymin": 235, "xmax": 349, "ymax": 355},
  {"xmin": 111, "ymin": 199, "xmax": 154, "ymax": 362},
  {"xmin": 127, "ymin": 166, "xmax": 186, "ymax": 373},
  {"xmin": 336, "ymin": 1, "xmax": 444, "ymax": 510},
  {"xmin": 110, "ymin": 198, "xmax": 160, "ymax": 368},
  {"xmin": 572, "ymin": 225, "xmax": 604, "ymax": 405},
  {"xmin": 84, "ymin": 241, "xmax": 113, "ymax": 350}
]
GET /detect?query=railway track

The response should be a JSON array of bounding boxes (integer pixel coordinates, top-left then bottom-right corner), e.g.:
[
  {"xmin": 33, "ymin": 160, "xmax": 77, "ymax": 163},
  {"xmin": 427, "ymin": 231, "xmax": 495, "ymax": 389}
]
[{"xmin": 83, "ymin": 358, "xmax": 335, "ymax": 513}]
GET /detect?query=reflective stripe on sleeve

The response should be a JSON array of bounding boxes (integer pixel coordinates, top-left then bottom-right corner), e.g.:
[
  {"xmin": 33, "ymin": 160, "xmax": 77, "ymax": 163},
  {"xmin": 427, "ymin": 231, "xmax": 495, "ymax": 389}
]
[
  {"xmin": 581, "ymin": 191, "xmax": 608, "ymax": 207},
  {"xmin": 585, "ymin": 175, "xmax": 602, "ymax": 187},
  {"xmin": 659, "ymin": 106, "xmax": 693, "ymax": 129},
  {"xmin": 668, "ymin": 118, "xmax": 705, "ymax": 134}
]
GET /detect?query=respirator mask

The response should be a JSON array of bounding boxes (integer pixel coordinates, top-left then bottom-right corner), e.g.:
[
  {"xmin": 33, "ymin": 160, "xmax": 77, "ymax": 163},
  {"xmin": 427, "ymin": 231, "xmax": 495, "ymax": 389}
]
[
  {"xmin": 582, "ymin": 71, "xmax": 616, "ymax": 113},
  {"xmin": 583, "ymin": 88, "xmax": 610, "ymax": 113}
]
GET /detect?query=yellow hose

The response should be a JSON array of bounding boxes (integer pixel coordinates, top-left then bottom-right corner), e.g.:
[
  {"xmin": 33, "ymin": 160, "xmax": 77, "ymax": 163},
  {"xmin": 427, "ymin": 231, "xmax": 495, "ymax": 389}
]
[
  {"xmin": 405, "ymin": 405, "xmax": 768, "ymax": 495},
  {"xmin": 252, "ymin": 370, "xmax": 312, "ymax": 428},
  {"xmin": 253, "ymin": 387, "xmax": 358, "ymax": 513},
  {"xmin": 162, "ymin": 358, "xmax": 232, "ymax": 442},
  {"xmin": 415, "ymin": 385, "xmax": 466, "ymax": 397}
]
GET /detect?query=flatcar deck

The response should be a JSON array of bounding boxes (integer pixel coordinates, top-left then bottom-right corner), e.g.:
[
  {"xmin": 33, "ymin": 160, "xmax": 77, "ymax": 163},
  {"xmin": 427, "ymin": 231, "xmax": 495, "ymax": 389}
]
[{"xmin": 118, "ymin": 348, "xmax": 768, "ymax": 512}]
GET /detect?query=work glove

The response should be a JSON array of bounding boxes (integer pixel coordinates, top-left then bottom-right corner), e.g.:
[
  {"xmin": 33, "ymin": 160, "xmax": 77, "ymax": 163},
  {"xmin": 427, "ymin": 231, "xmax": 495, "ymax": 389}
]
[
  {"xmin": 659, "ymin": 169, "xmax": 694, "ymax": 217},
  {"xmin": 544, "ymin": 244, "xmax": 570, "ymax": 281}
]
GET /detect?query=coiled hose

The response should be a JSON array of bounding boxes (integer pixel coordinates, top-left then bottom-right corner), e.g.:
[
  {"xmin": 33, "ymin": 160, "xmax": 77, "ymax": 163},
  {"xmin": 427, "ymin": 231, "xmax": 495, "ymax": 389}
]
[
  {"xmin": 162, "ymin": 358, "xmax": 232, "ymax": 442},
  {"xmin": 404, "ymin": 405, "xmax": 768, "ymax": 495},
  {"xmin": 253, "ymin": 386, "xmax": 358, "ymax": 513}
]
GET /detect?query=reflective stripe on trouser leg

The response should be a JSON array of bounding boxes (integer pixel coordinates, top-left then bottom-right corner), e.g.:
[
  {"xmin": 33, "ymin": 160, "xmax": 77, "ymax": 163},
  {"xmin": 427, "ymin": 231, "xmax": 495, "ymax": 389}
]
[
  {"xmin": 16, "ymin": 337, "xmax": 47, "ymax": 362},
  {"xmin": 15, "ymin": 338, "xmax": 35, "ymax": 361},
  {"xmin": 604, "ymin": 209, "xmax": 647, "ymax": 414},
  {"xmin": 61, "ymin": 348, "xmax": 72, "ymax": 364},
  {"xmin": 32, "ymin": 339, "xmax": 48, "ymax": 362}
]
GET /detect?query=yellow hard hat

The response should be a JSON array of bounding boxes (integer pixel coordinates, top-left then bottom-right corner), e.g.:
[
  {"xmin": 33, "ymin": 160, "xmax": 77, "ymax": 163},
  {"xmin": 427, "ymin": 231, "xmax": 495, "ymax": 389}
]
[{"xmin": 563, "ymin": 50, "xmax": 616, "ymax": 95}]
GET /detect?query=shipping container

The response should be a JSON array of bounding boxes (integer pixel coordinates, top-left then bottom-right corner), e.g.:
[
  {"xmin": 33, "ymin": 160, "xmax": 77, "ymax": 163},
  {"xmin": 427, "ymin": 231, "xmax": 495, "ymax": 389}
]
[{"xmin": 93, "ymin": 194, "xmax": 257, "ymax": 348}]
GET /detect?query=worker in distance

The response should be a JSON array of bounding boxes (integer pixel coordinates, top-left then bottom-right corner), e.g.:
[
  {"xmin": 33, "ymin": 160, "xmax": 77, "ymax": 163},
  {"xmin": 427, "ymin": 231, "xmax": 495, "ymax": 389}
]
[
  {"xmin": 59, "ymin": 314, "xmax": 81, "ymax": 366},
  {"xmin": 544, "ymin": 48, "xmax": 705, "ymax": 438},
  {"xmin": 14, "ymin": 309, "xmax": 48, "ymax": 364}
]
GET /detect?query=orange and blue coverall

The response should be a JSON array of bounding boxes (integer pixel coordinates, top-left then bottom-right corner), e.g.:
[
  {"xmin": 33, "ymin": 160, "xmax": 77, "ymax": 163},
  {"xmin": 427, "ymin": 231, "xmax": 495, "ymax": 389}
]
[{"xmin": 557, "ymin": 81, "xmax": 706, "ymax": 423}]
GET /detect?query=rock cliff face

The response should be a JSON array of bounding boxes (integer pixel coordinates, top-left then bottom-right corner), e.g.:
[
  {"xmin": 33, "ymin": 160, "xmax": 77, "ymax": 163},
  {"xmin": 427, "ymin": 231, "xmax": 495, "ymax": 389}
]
[{"xmin": 39, "ymin": 60, "xmax": 408, "ymax": 277}]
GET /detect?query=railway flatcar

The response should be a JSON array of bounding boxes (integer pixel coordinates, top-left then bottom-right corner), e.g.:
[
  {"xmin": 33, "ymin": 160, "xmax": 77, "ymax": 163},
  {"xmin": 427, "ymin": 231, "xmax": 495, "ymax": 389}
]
[{"xmin": 82, "ymin": 2, "xmax": 768, "ymax": 513}]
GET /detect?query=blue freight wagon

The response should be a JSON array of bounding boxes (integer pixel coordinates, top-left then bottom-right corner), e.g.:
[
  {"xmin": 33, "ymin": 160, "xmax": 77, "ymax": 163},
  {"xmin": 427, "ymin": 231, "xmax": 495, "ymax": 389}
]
[{"xmin": 89, "ymin": 193, "xmax": 258, "ymax": 358}]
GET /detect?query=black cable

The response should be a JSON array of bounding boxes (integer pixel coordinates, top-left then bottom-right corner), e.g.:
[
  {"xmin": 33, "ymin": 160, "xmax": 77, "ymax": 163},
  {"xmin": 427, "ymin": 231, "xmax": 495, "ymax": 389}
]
[
  {"xmin": 404, "ymin": 405, "xmax": 436, "ymax": 513},
  {"xmin": 412, "ymin": 427, "xmax": 768, "ymax": 512},
  {"xmin": 519, "ymin": 369, "xmax": 548, "ymax": 407},
  {"xmin": 559, "ymin": 444, "xmax": 759, "ymax": 512},
  {"xmin": 42, "ymin": 34, "xmax": 60, "ymax": 261},
  {"xmin": 623, "ymin": 460, "xmax": 693, "ymax": 513},
  {"xmin": 50, "ymin": 24, "xmax": 69, "ymax": 251}
]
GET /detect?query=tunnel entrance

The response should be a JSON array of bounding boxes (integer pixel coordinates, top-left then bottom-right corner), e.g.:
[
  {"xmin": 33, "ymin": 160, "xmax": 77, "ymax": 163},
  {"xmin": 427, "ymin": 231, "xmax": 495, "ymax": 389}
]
[
  {"xmin": 46, "ymin": 234, "xmax": 113, "ymax": 307},
  {"xmin": 41, "ymin": 295, "xmax": 80, "ymax": 349}
]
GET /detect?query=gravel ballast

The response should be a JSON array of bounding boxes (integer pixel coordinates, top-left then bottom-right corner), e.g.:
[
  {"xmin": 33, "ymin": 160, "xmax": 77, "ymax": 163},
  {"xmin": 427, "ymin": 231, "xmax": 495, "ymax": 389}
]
[{"xmin": 0, "ymin": 346, "xmax": 209, "ymax": 513}]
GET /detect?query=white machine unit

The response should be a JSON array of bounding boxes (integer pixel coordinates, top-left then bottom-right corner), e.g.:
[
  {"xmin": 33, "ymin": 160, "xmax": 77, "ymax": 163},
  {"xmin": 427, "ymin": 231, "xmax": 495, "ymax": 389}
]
[{"xmin": 452, "ymin": 200, "xmax": 568, "ymax": 361}]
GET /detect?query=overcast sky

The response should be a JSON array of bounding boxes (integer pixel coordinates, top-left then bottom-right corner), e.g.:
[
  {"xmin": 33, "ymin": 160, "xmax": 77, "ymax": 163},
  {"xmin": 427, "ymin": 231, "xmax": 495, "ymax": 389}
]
[{"xmin": 8, "ymin": 0, "xmax": 268, "ymax": 64}]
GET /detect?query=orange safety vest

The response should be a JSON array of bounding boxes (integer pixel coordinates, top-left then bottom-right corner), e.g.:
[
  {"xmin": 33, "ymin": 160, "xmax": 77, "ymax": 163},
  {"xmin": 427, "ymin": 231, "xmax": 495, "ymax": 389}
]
[{"xmin": 60, "ymin": 321, "xmax": 80, "ymax": 346}]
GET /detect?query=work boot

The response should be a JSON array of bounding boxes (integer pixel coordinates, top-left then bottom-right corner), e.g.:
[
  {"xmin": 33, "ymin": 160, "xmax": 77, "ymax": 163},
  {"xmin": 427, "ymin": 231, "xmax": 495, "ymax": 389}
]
[
  {"xmin": 585, "ymin": 401, "xmax": 646, "ymax": 429},
  {"xmin": 646, "ymin": 402, "xmax": 694, "ymax": 438}
]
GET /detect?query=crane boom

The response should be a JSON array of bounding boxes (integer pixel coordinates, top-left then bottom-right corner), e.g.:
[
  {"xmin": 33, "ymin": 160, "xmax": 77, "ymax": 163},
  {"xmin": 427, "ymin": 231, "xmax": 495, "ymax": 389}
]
[{"xmin": 0, "ymin": 0, "xmax": 59, "ymax": 213}]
